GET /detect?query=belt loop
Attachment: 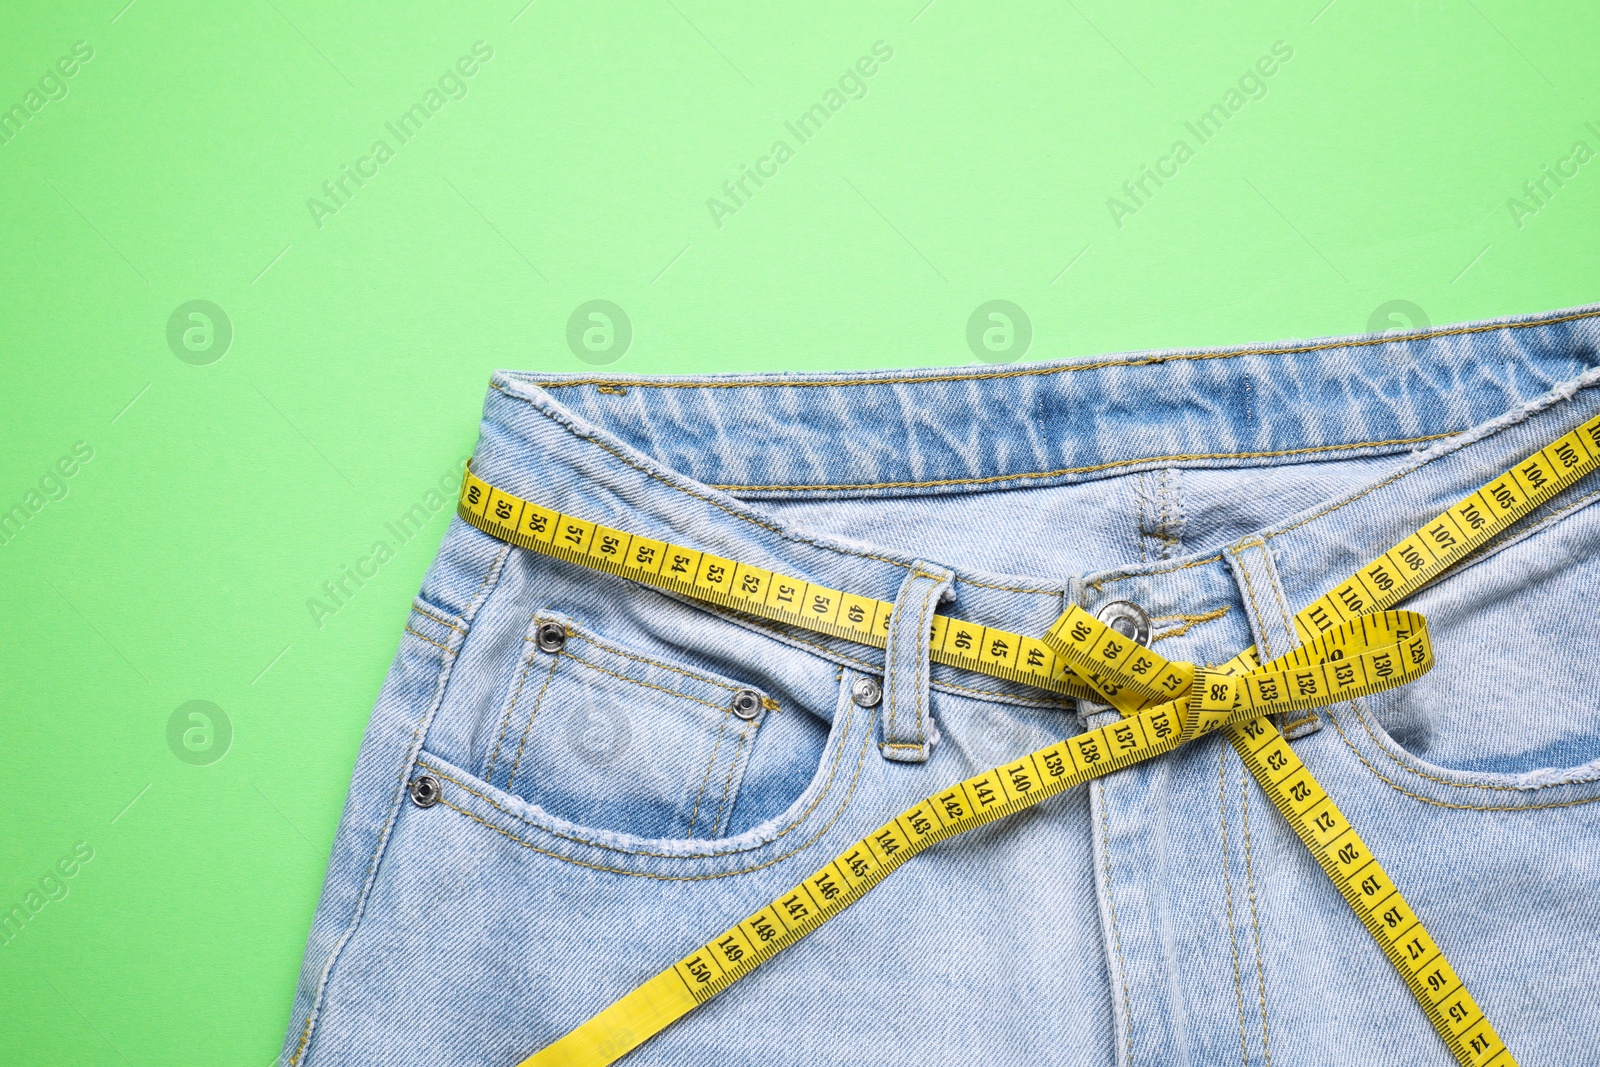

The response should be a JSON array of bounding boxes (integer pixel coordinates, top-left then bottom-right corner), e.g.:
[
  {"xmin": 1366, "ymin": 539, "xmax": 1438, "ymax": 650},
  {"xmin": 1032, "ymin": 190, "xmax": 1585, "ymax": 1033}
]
[
  {"xmin": 1224, "ymin": 537, "xmax": 1323, "ymax": 739},
  {"xmin": 878, "ymin": 561, "xmax": 954, "ymax": 763}
]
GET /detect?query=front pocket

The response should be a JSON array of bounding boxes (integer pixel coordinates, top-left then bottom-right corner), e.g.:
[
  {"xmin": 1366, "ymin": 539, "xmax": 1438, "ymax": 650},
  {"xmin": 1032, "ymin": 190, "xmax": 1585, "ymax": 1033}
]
[
  {"xmin": 1352, "ymin": 488, "xmax": 1600, "ymax": 788},
  {"xmin": 478, "ymin": 611, "xmax": 776, "ymax": 840}
]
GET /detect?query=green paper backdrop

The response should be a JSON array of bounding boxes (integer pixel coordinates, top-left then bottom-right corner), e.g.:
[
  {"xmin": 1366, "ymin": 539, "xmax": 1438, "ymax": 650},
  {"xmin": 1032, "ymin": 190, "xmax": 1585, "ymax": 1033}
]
[{"xmin": 2, "ymin": 1, "xmax": 1597, "ymax": 1063}]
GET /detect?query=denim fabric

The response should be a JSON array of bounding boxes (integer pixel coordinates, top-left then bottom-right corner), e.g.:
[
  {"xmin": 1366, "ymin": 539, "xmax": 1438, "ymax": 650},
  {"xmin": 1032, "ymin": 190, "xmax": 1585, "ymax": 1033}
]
[{"xmin": 281, "ymin": 304, "xmax": 1600, "ymax": 1067}]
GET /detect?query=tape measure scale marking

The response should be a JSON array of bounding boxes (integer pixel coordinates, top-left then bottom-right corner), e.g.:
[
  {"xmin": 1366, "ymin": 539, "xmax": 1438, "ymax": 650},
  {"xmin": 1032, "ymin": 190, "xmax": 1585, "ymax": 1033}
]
[
  {"xmin": 1296, "ymin": 414, "xmax": 1600, "ymax": 641},
  {"xmin": 509, "ymin": 608, "xmax": 1438, "ymax": 1067},
  {"xmin": 458, "ymin": 470, "xmax": 1100, "ymax": 701},
  {"xmin": 457, "ymin": 411, "xmax": 1600, "ymax": 1067}
]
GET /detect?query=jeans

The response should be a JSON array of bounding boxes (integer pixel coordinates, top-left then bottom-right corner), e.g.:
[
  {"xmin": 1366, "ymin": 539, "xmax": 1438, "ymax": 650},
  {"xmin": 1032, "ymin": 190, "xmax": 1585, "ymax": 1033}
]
[{"xmin": 281, "ymin": 303, "xmax": 1600, "ymax": 1066}]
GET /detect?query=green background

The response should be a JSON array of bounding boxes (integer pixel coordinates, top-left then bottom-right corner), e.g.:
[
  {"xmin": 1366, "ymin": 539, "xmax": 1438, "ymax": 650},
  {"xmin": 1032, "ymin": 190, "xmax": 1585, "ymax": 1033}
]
[{"xmin": 1, "ymin": 0, "xmax": 1596, "ymax": 1062}]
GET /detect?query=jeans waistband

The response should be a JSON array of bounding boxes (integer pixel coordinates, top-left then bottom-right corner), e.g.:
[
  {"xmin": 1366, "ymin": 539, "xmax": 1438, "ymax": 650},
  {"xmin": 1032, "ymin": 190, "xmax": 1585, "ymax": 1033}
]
[{"xmin": 458, "ymin": 303, "xmax": 1600, "ymax": 691}]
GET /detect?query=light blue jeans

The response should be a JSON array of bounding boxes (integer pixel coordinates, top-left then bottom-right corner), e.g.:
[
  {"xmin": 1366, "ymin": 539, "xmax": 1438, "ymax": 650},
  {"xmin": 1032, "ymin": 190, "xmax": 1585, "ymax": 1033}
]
[{"xmin": 281, "ymin": 304, "xmax": 1600, "ymax": 1066}]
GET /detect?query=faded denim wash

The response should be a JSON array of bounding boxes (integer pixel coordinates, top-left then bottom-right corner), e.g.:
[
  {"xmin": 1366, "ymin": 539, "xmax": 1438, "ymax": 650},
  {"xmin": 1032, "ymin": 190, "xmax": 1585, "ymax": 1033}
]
[{"xmin": 282, "ymin": 304, "xmax": 1600, "ymax": 1066}]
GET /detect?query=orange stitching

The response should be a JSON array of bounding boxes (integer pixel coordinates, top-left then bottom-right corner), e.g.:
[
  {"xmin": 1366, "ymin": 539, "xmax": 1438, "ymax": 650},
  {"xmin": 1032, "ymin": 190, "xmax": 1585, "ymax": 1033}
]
[
  {"xmin": 1151, "ymin": 606, "xmax": 1230, "ymax": 641},
  {"xmin": 1232, "ymin": 546, "xmax": 1278, "ymax": 663},
  {"xmin": 1240, "ymin": 755, "xmax": 1273, "ymax": 1067},
  {"xmin": 425, "ymin": 715, "xmax": 873, "ymax": 879},
  {"xmin": 535, "ymin": 307, "xmax": 1600, "ymax": 390},
  {"xmin": 403, "ymin": 626, "xmax": 453, "ymax": 655},
  {"xmin": 1241, "ymin": 539, "xmax": 1319, "ymax": 734},
  {"xmin": 485, "ymin": 641, "xmax": 544, "ymax": 783},
  {"xmin": 1088, "ymin": 552, "xmax": 1223, "ymax": 591},
  {"xmin": 506, "ymin": 650, "xmax": 562, "ymax": 792},
  {"xmin": 1325, "ymin": 706, "xmax": 1600, "ymax": 809},
  {"xmin": 488, "ymin": 380, "xmax": 914, "ymax": 572},
  {"xmin": 1347, "ymin": 696, "xmax": 1600, "ymax": 793},
  {"xmin": 1280, "ymin": 714, "xmax": 1319, "ymax": 735},
  {"xmin": 420, "ymin": 700, "xmax": 859, "ymax": 859},
  {"xmin": 562, "ymin": 654, "xmax": 742, "ymax": 714},
  {"xmin": 1220, "ymin": 744, "xmax": 1251, "ymax": 1067},
  {"xmin": 954, "ymin": 575, "xmax": 1063, "ymax": 595},
  {"xmin": 685, "ymin": 710, "xmax": 731, "ymax": 837},
  {"xmin": 1253, "ymin": 541, "xmax": 1296, "ymax": 649},
  {"xmin": 565, "ymin": 624, "xmax": 748, "ymax": 693},
  {"xmin": 708, "ymin": 435, "xmax": 1457, "ymax": 494},
  {"xmin": 411, "ymin": 602, "xmax": 467, "ymax": 633},
  {"xmin": 711, "ymin": 720, "xmax": 753, "ymax": 835}
]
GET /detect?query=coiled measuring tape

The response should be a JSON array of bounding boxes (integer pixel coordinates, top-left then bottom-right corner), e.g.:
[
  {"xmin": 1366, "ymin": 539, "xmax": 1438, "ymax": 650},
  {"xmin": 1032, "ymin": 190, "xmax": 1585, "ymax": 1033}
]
[{"xmin": 456, "ymin": 410, "xmax": 1600, "ymax": 1067}]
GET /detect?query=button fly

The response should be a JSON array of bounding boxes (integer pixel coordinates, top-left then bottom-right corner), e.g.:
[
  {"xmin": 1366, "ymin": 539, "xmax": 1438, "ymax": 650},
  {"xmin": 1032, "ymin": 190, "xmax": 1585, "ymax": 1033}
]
[
  {"xmin": 850, "ymin": 676, "xmax": 883, "ymax": 708},
  {"xmin": 534, "ymin": 621, "xmax": 567, "ymax": 653},
  {"xmin": 1094, "ymin": 600, "xmax": 1151, "ymax": 647},
  {"xmin": 408, "ymin": 774, "xmax": 441, "ymax": 808},
  {"xmin": 730, "ymin": 688, "xmax": 763, "ymax": 720}
]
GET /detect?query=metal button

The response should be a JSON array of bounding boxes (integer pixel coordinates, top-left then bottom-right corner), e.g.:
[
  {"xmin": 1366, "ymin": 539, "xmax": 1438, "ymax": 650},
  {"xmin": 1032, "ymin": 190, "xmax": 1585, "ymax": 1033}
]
[
  {"xmin": 534, "ymin": 621, "xmax": 567, "ymax": 653},
  {"xmin": 408, "ymin": 774, "xmax": 442, "ymax": 808},
  {"xmin": 731, "ymin": 688, "xmax": 763, "ymax": 720},
  {"xmin": 850, "ymin": 676, "xmax": 883, "ymax": 708},
  {"xmin": 1094, "ymin": 600, "xmax": 1152, "ymax": 648}
]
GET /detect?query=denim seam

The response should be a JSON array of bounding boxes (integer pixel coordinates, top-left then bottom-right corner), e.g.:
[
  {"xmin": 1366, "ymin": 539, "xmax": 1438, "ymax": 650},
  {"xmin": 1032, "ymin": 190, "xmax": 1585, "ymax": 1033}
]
[
  {"xmin": 489, "ymin": 380, "xmax": 915, "ymax": 572},
  {"xmin": 564, "ymin": 625, "xmax": 756, "ymax": 695},
  {"xmin": 1094, "ymin": 373, "xmax": 1600, "ymax": 594},
  {"xmin": 290, "ymin": 624, "xmax": 467, "ymax": 1066},
  {"xmin": 1416, "ymin": 485, "xmax": 1600, "ymax": 587},
  {"xmin": 1232, "ymin": 545, "xmax": 1279, "ymax": 663},
  {"xmin": 884, "ymin": 573, "xmax": 924, "ymax": 748},
  {"xmin": 1150, "ymin": 606, "xmax": 1230, "ymax": 641},
  {"xmin": 1324, "ymin": 706, "xmax": 1600, "ymax": 808},
  {"xmin": 411, "ymin": 602, "xmax": 468, "ymax": 634},
  {"xmin": 956, "ymin": 576, "xmax": 1064, "ymax": 595},
  {"xmin": 914, "ymin": 581, "xmax": 933, "ymax": 749},
  {"xmin": 1087, "ymin": 553, "xmax": 1224, "ymax": 591},
  {"xmin": 710, "ymin": 721, "xmax": 754, "ymax": 836},
  {"xmin": 1220, "ymin": 744, "xmax": 1251, "ymax": 1067},
  {"xmin": 536, "ymin": 306, "xmax": 1600, "ymax": 390},
  {"xmin": 506, "ymin": 651, "xmax": 561, "ymax": 793},
  {"xmin": 460, "ymin": 541, "xmax": 513, "ymax": 625},
  {"xmin": 419, "ymin": 698, "xmax": 861, "ymax": 860},
  {"xmin": 495, "ymin": 377, "xmax": 1251, "ymax": 595},
  {"xmin": 1136, "ymin": 473, "xmax": 1148, "ymax": 566},
  {"xmin": 1095, "ymin": 778, "xmax": 1135, "ymax": 1066},
  {"xmin": 1241, "ymin": 756, "xmax": 1273, "ymax": 1067},
  {"xmin": 484, "ymin": 637, "xmax": 546, "ymax": 784},
  {"xmin": 491, "ymin": 381, "xmax": 1086, "ymax": 595},
  {"xmin": 708, "ymin": 434, "xmax": 1459, "ymax": 494},
  {"xmin": 685, "ymin": 711, "xmax": 731, "ymax": 838},
  {"xmin": 1346, "ymin": 696, "xmax": 1600, "ymax": 793},
  {"xmin": 884, "ymin": 567, "xmax": 944, "ymax": 754},
  {"xmin": 403, "ymin": 626, "xmax": 453, "ymax": 655},
  {"xmin": 1245, "ymin": 539, "xmax": 1318, "ymax": 735},
  {"xmin": 561, "ymin": 653, "xmax": 747, "ymax": 714},
  {"xmin": 420, "ymin": 714, "xmax": 872, "ymax": 878},
  {"xmin": 1262, "ymin": 376, "xmax": 1600, "ymax": 545}
]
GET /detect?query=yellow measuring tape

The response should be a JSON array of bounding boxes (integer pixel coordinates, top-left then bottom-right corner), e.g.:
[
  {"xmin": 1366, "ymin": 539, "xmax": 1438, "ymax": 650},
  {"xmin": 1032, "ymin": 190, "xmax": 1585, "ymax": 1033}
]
[
  {"xmin": 455, "ymin": 410, "xmax": 1600, "ymax": 1067},
  {"xmin": 457, "ymin": 471, "xmax": 1102, "ymax": 703}
]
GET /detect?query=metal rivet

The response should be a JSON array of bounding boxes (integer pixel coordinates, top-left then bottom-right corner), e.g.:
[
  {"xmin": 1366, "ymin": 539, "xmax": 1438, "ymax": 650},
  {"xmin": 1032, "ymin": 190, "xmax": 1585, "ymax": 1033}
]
[
  {"xmin": 409, "ymin": 774, "xmax": 441, "ymax": 808},
  {"xmin": 731, "ymin": 688, "xmax": 763, "ymax": 720},
  {"xmin": 851, "ymin": 676, "xmax": 883, "ymax": 708},
  {"xmin": 1094, "ymin": 600, "xmax": 1152, "ymax": 648},
  {"xmin": 535, "ymin": 621, "xmax": 567, "ymax": 653}
]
